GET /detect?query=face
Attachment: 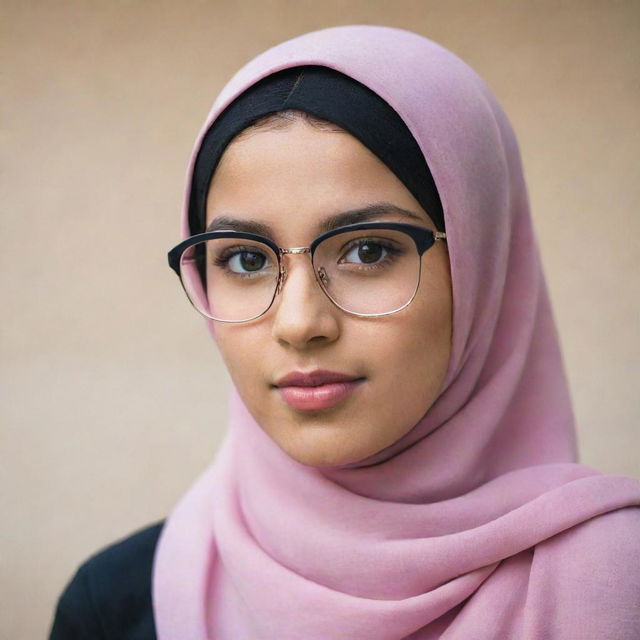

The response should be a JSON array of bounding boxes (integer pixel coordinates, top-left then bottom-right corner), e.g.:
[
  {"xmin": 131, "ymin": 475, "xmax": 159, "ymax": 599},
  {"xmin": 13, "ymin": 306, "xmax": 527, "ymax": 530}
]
[{"xmin": 205, "ymin": 119, "xmax": 452, "ymax": 468}]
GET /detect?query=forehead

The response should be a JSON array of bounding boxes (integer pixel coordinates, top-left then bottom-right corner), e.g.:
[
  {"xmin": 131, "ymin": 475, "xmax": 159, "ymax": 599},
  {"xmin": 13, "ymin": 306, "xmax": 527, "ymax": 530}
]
[{"xmin": 204, "ymin": 121, "xmax": 435, "ymax": 241}]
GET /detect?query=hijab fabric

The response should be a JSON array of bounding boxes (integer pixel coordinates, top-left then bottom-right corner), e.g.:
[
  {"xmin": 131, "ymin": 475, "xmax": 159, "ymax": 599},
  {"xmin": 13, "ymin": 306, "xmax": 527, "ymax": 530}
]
[
  {"xmin": 153, "ymin": 25, "xmax": 640, "ymax": 639},
  {"xmin": 188, "ymin": 65, "xmax": 444, "ymax": 235}
]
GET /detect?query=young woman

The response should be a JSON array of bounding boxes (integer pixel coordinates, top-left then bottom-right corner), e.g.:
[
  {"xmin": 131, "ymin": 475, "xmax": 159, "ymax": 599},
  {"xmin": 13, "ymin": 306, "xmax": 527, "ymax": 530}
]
[{"xmin": 50, "ymin": 25, "xmax": 640, "ymax": 640}]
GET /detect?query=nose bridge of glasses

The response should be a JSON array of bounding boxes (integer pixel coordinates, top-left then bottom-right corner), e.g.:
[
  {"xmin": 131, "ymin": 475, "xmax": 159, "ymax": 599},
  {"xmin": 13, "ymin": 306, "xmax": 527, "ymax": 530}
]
[
  {"xmin": 280, "ymin": 246, "xmax": 312, "ymax": 256},
  {"xmin": 276, "ymin": 246, "xmax": 320, "ymax": 294}
]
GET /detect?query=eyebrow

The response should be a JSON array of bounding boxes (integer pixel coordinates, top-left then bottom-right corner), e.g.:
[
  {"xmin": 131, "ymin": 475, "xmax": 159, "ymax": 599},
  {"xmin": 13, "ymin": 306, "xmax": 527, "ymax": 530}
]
[{"xmin": 205, "ymin": 202, "xmax": 427, "ymax": 239}]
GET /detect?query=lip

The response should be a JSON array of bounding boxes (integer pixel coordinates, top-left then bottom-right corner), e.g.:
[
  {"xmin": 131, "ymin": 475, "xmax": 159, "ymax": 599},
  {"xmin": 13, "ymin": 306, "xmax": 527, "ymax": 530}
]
[
  {"xmin": 273, "ymin": 370, "xmax": 365, "ymax": 411},
  {"xmin": 274, "ymin": 369, "xmax": 362, "ymax": 388}
]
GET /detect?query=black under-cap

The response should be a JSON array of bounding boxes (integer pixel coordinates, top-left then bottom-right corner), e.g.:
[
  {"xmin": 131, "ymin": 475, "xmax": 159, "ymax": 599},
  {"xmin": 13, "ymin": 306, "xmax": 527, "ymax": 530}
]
[{"xmin": 189, "ymin": 65, "xmax": 444, "ymax": 235}]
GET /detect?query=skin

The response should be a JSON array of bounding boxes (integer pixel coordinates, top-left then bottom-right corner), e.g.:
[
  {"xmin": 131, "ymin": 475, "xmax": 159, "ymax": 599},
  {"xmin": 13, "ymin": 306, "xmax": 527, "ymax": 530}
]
[{"xmin": 206, "ymin": 119, "xmax": 452, "ymax": 468}]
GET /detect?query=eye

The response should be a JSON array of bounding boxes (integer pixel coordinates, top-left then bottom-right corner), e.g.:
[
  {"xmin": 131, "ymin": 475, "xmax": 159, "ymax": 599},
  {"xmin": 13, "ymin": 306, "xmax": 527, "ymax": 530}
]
[
  {"xmin": 341, "ymin": 239, "xmax": 394, "ymax": 265},
  {"xmin": 227, "ymin": 250, "xmax": 268, "ymax": 273},
  {"xmin": 213, "ymin": 245, "xmax": 274, "ymax": 277}
]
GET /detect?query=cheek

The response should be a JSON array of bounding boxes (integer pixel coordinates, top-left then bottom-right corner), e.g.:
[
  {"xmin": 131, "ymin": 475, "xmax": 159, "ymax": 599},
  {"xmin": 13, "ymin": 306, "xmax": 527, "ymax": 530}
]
[
  {"xmin": 361, "ymin": 299, "xmax": 450, "ymax": 403},
  {"xmin": 214, "ymin": 327, "xmax": 265, "ymax": 391},
  {"xmin": 392, "ymin": 287, "xmax": 453, "ymax": 400},
  {"xmin": 380, "ymin": 326, "xmax": 442, "ymax": 392}
]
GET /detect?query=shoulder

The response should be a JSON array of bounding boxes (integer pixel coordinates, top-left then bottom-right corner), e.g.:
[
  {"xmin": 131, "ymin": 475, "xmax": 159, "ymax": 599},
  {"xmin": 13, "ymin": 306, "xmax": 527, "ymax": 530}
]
[
  {"xmin": 529, "ymin": 506, "xmax": 640, "ymax": 635},
  {"xmin": 49, "ymin": 520, "xmax": 165, "ymax": 640},
  {"xmin": 534, "ymin": 505, "xmax": 640, "ymax": 580},
  {"xmin": 546, "ymin": 505, "xmax": 640, "ymax": 563}
]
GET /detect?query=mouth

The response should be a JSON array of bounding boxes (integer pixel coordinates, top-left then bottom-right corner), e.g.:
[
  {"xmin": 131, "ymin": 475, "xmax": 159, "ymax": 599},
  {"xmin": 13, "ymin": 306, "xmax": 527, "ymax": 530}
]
[{"xmin": 272, "ymin": 370, "xmax": 366, "ymax": 412}]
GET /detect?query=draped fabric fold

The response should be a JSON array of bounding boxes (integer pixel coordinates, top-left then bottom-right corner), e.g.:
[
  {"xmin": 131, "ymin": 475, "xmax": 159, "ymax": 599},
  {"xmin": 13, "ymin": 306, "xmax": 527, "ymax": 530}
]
[{"xmin": 152, "ymin": 25, "xmax": 640, "ymax": 639}]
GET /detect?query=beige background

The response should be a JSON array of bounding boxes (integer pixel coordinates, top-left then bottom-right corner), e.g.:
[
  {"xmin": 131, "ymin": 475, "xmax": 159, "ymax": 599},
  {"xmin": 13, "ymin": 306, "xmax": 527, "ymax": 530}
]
[{"xmin": 3, "ymin": 1, "xmax": 639, "ymax": 637}]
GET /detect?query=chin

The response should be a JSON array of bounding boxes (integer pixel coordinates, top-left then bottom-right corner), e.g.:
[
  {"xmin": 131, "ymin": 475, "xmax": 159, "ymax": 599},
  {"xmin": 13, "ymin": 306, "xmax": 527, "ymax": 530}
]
[
  {"xmin": 276, "ymin": 430, "xmax": 374, "ymax": 469},
  {"xmin": 291, "ymin": 450, "xmax": 364, "ymax": 469}
]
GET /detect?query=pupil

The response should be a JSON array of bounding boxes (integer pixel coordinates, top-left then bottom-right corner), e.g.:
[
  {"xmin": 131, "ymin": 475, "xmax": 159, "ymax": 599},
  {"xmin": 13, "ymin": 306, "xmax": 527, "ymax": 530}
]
[
  {"xmin": 241, "ymin": 252, "xmax": 265, "ymax": 271},
  {"xmin": 359, "ymin": 243, "xmax": 382, "ymax": 263}
]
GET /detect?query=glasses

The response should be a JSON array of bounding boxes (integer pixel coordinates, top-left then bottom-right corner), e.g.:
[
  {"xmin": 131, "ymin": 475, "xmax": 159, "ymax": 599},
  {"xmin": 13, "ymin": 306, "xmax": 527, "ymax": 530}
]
[{"xmin": 167, "ymin": 221, "xmax": 446, "ymax": 323}]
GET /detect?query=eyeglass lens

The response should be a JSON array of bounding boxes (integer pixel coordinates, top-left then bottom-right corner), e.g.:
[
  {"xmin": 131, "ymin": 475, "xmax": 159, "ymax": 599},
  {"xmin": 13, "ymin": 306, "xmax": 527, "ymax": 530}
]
[{"xmin": 178, "ymin": 228, "xmax": 422, "ymax": 321}]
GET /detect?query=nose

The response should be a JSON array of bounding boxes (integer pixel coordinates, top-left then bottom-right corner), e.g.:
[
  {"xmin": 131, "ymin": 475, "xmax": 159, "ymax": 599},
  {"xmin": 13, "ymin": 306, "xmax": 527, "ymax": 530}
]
[{"xmin": 270, "ymin": 253, "xmax": 340, "ymax": 349}]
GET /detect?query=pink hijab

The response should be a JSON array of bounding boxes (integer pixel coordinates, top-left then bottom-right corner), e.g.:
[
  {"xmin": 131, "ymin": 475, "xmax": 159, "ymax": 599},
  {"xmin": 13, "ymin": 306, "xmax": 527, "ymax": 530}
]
[{"xmin": 153, "ymin": 25, "xmax": 640, "ymax": 638}]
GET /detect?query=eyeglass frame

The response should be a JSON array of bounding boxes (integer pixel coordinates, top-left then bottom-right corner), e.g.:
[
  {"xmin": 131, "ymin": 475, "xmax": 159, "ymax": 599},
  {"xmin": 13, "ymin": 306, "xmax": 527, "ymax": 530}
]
[{"xmin": 167, "ymin": 221, "xmax": 447, "ymax": 323}]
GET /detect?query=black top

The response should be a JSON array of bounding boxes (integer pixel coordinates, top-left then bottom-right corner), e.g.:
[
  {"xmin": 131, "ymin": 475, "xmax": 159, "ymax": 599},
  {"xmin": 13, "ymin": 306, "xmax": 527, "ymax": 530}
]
[{"xmin": 48, "ymin": 520, "xmax": 164, "ymax": 640}]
